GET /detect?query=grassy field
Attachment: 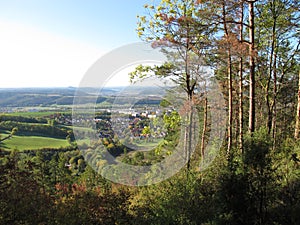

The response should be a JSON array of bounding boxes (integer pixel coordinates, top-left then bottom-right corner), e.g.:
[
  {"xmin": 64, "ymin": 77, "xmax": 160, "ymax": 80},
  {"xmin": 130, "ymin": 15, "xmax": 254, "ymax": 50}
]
[
  {"xmin": 0, "ymin": 134, "xmax": 71, "ymax": 151},
  {"xmin": 3, "ymin": 110, "xmax": 71, "ymax": 117},
  {"xmin": 134, "ymin": 138, "xmax": 163, "ymax": 147}
]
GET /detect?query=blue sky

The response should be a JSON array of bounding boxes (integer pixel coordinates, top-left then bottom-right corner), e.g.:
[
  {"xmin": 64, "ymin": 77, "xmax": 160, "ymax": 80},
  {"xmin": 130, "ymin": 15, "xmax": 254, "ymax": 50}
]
[{"xmin": 0, "ymin": 0, "xmax": 150, "ymax": 87}]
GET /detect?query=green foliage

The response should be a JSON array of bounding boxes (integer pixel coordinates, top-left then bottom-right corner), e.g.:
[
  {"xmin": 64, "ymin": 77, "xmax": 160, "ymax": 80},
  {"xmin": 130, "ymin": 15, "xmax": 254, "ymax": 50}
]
[
  {"xmin": 0, "ymin": 151, "xmax": 54, "ymax": 224},
  {"xmin": 130, "ymin": 170, "xmax": 219, "ymax": 225},
  {"xmin": 243, "ymin": 128, "xmax": 272, "ymax": 169},
  {"xmin": 0, "ymin": 114, "xmax": 47, "ymax": 124},
  {"xmin": 0, "ymin": 150, "xmax": 132, "ymax": 224},
  {"xmin": 0, "ymin": 135, "xmax": 299, "ymax": 224},
  {"xmin": 215, "ymin": 128, "xmax": 300, "ymax": 225},
  {"xmin": 163, "ymin": 110, "xmax": 181, "ymax": 131}
]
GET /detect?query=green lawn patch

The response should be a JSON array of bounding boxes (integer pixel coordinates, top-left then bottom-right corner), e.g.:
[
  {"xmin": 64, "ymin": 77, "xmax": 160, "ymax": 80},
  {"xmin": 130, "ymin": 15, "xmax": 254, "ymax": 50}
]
[
  {"xmin": 133, "ymin": 138, "xmax": 163, "ymax": 149},
  {"xmin": 4, "ymin": 110, "xmax": 71, "ymax": 117},
  {"xmin": 1, "ymin": 135, "xmax": 71, "ymax": 151}
]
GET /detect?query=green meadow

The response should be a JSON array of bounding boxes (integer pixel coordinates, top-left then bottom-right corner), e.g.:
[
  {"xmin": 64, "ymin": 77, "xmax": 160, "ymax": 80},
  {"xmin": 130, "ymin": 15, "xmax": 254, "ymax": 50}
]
[
  {"xmin": 6, "ymin": 110, "xmax": 71, "ymax": 117},
  {"xmin": 0, "ymin": 134, "xmax": 71, "ymax": 151}
]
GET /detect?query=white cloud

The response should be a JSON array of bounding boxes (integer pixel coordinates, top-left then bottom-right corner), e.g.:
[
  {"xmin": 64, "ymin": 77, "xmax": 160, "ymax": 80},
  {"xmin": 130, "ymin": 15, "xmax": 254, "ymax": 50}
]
[{"xmin": 0, "ymin": 21, "xmax": 105, "ymax": 87}]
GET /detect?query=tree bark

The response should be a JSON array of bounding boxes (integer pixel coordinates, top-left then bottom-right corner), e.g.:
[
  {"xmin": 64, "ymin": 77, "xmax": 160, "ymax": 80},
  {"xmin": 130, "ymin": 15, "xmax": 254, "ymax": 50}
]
[
  {"xmin": 222, "ymin": 0, "xmax": 233, "ymax": 155},
  {"xmin": 266, "ymin": 12, "xmax": 277, "ymax": 135},
  {"xmin": 248, "ymin": 0, "xmax": 256, "ymax": 134},
  {"xmin": 271, "ymin": 51, "xmax": 277, "ymax": 148},
  {"xmin": 238, "ymin": 0, "xmax": 244, "ymax": 153},
  {"xmin": 227, "ymin": 51, "xmax": 233, "ymax": 155},
  {"xmin": 294, "ymin": 70, "xmax": 300, "ymax": 139},
  {"xmin": 239, "ymin": 57, "xmax": 244, "ymax": 152},
  {"xmin": 187, "ymin": 105, "xmax": 193, "ymax": 171},
  {"xmin": 200, "ymin": 97, "xmax": 208, "ymax": 163}
]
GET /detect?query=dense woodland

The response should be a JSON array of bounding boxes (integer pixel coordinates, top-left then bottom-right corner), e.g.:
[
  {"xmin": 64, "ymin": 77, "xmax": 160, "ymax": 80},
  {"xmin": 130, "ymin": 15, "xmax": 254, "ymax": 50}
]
[{"xmin": 0, "ymin": 0, "xmax": 300, "ymax": 224}]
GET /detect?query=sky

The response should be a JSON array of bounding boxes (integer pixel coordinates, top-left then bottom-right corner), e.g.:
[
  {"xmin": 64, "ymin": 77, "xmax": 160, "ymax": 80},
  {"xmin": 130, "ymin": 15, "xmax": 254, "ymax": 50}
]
[{"xmin": 0, "ymin": 0, "xmax": 151, "ymax": 88}]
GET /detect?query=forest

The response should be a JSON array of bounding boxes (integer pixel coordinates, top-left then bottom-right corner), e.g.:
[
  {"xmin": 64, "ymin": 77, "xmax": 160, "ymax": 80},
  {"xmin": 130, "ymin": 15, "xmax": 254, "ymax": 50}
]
[{"xmin": 0, "ymin": 0, "xmax": 300, "ymax": 224}]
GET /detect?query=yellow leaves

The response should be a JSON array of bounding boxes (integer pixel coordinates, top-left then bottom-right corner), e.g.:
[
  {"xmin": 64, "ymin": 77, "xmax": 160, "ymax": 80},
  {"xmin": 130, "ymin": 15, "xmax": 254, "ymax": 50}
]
[
  {"xmin": 140, "ymin": 16, "xmax": 146, "ymax": 23},
  {"xmin": 146, "ymin": 37, "xmax": 154, "ymax": 42},
  {"xmin": 144, "ymin": 4, "xmax": 155, "ymax": 10},
  {"xmin": 154, "ymin": 144, "xmax": 163, "ymax": 155},
  {"xmin": 137, "ymin": 31, "xmax": 143, "ymax": 38},
  {"xmin": 169, "ymin": 9, "xmax": 176, "ymax": 14},
  {"xmin": 136, "ymin": 16, "xmax": 147, "ymax": 38},
  {"xmin": 157, "ymin": 5, "xmax": 165, "ymax": 11},
  {"xmin": 149, "ymin": 21, "xmax": 154, "ymax": 28},
  {"xmin": 165, "ymin": 33, "xmax": 174, "ymax": 41},
  {"xmin": 137, "ymin": 26, "xmax": 145, "ymax": 31},
  {"xmin": 162, "ymin": 0, "xmax": 171, "ymax": 4},
  {"xmin": 137, "ymin": 24, "xmax": 145, "ymax": 37},
  {"xmin": 137, "ymin": 15, "xmax": 146, "ymax": 23}
]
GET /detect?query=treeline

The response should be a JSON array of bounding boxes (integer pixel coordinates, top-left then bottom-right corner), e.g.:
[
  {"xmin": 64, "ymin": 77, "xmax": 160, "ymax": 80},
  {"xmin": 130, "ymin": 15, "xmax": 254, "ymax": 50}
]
[{"xmin": 0, "ymin": 115, "xmax": 47, "ymax": 124}]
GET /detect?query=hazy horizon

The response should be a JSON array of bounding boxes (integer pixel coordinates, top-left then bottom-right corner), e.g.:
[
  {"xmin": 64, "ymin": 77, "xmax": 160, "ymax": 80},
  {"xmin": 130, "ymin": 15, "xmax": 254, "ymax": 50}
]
[{"xmin": 0, "ymin": 0, "xmax": 149, "ymax": 88}]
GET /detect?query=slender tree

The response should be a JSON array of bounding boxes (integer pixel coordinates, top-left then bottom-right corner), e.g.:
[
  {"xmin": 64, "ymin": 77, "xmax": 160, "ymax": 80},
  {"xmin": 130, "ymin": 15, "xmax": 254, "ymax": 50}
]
[
  {"xmin": 200, "ymin": 95, "xmax": 208, "ymax": 164},
  {"xmin": 220, "ymin": 0, "xmax": 234, "ymax": 155},
  {"xmin": 295, "ymin": 70, "xmax": 300, "ymax": 139},
  {"xmin": 132, "ymin": 0, "xmax": 217, "ymax": 169},
  {"xmin": 238, "ymin": 0, "xmax": 245, "ymax": 152},
  {"xmin": 209, "ymin": 0, "xmax": 248, "ymax": 153},
  {"xmin": 247, "ymin": 0, "xmax": 257, "ymax": 134}
]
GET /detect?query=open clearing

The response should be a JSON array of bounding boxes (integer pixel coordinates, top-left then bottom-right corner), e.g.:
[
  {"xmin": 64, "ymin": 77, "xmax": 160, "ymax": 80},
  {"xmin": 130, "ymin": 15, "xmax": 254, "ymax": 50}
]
[{"xmin": 0, "ymin": 134, "xmax": 71, "ymax": 151}]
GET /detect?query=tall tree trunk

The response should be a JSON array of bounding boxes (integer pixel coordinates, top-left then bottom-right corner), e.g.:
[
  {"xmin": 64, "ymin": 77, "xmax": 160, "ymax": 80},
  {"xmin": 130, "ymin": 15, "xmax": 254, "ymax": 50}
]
[
  {"xmin": 266, "ymin": 13, "xmax": 277, "ymax": 134},
  {"xmin": 187, "ymin": 104, "xmax": 193, "ymax": 171},
  {"xmin": 272, "ymin": 51, "xmax": 277, "ymax": 148},
  {"xmin": 185, "ymin": 72, "xmax": 194, "ymax": 171},
  {"xmin": 294, "ymin": 71, "xmax": 300, "ymax": 139},
  {"xmin": 238, "ymin": 0, "xmax": 244, "ymax": 153},
  {"xmin": 239, "ymin": 57, "xmax": 244, "ymax": 152},
  {"xmin": 222, "ymin": 0, "xmax": 233, "ymax": 155},
  {"xmin": 227, "ymin": 51, "xmax": 233, "ymax": 155},
  {"xmin": 248, "ymin": 0, "xmax": 256, "ymax": 134},
  {"xmin": 200, "ymin": 96, "xmax": 208, "ymax": 163},
  {"xmin": 184, "ymin": 5, "xmax": 193, "ymax": 171}
]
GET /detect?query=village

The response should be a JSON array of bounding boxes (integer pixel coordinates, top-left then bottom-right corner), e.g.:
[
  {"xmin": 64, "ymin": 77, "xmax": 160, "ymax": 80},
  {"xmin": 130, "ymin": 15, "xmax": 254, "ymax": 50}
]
[{"xmin": 95, "ymin": 108, "xmax": 168, "ymax": 141}]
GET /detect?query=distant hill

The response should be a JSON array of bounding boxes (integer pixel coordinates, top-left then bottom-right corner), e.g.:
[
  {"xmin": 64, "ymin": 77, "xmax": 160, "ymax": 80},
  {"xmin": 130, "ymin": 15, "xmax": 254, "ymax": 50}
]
[
  {"xmin": 0, "ymin": 86, "xmax": 169, "ymax": 107},
  {"xmin": 0, "ymin": 87, "xmax": 97, "ymax": 107}
]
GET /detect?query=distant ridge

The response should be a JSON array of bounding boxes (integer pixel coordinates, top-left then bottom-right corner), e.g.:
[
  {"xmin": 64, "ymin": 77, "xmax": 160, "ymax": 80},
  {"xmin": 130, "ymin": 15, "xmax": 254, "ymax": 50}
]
[{"xmin": 0, "ymin": 86, "xmax": 168, "ymax": 107}]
